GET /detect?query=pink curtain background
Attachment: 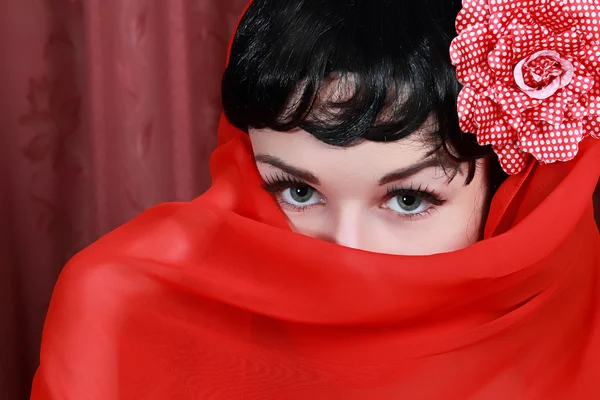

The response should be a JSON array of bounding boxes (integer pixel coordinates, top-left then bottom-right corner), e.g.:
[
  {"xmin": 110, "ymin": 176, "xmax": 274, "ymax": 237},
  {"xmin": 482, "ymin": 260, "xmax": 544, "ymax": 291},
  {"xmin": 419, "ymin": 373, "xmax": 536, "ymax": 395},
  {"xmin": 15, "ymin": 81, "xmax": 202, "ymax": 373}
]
[{"xmin": 0, "ymin": 0, "xmax": 247, "ymax": 398}]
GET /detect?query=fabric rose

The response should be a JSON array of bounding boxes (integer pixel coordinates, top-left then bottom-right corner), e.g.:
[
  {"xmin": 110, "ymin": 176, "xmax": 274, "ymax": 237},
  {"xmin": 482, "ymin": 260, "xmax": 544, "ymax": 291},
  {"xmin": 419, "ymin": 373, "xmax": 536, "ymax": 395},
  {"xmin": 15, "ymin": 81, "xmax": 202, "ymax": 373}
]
[{"xmin": 450, "ymin": 0, "xmax": 600, "ymax": 175}]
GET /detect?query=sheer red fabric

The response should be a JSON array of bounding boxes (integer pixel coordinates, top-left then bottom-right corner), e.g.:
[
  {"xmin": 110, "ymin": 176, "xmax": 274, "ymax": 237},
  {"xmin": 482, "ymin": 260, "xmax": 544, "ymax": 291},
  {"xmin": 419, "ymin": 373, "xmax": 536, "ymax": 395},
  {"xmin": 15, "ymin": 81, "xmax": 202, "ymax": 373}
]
[
  {"xmin": 31, "ymin": 3, "xmax": 600, "ymax": 399},
  {"xmin": 30, "ymin": 122, "xmax": 600, "ymax": 399}
]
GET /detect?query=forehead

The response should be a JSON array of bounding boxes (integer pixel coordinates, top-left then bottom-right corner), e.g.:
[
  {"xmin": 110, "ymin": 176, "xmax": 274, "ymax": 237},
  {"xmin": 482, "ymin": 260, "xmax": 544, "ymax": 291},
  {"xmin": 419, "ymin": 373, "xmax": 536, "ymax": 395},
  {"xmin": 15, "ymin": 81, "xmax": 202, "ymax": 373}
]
[{"xmin": 249, "ymin": 128, "xmax": 438, "ymax": 179}]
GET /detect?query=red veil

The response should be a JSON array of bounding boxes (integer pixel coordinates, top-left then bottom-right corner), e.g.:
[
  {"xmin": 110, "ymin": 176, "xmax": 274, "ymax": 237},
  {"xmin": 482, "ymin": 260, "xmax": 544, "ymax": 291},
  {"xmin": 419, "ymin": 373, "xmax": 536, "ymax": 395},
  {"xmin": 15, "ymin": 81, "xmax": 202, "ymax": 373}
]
[{"xmin": 32, "ymin": 3, "xmax": 600, "ymax": 399}]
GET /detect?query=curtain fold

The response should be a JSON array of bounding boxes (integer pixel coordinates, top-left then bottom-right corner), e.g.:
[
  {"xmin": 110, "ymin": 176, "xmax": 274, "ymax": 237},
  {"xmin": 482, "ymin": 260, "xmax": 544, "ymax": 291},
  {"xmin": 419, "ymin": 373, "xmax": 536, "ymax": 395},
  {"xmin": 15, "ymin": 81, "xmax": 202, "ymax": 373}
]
[{"xmin": 0, "ymin": 0, "xmax": 247, "ymax": 398}]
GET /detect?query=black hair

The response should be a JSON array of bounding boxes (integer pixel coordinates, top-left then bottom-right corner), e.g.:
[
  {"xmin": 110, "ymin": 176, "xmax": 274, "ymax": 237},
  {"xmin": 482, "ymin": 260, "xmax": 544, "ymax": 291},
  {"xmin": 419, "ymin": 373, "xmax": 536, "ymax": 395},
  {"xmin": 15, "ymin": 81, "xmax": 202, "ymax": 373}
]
[{"xmin": 222, "ymin": 0, "xmax": 505, "ymax": 185}]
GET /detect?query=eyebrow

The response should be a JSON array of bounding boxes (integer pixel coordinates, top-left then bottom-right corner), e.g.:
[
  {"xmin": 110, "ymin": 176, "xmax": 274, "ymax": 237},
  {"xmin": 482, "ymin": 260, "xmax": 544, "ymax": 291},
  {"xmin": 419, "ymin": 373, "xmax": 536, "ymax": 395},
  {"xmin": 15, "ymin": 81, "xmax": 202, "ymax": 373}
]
[
  {"xmin": 255, "ymin": 154, "xmax": 321, "ymax": 185},
  {"xmin": 378, "ymin": 157, "xmax": 446, "ymax": 185},
  {"xmin": 255, "ymin": 153, "xmax": 453, "ymax": 187}
]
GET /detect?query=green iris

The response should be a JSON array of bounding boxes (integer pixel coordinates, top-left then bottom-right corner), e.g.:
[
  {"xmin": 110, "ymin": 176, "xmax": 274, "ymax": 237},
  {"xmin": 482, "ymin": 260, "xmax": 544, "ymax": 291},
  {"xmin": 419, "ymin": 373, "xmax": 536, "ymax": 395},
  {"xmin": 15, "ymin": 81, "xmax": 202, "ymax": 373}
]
[
  {"xmin": 290, "ymin": 186, "xmax": 314, "ymax": 203},
  {"xmin": 396, "ymin": 194, "xmax": 421, "ymax": 212}
]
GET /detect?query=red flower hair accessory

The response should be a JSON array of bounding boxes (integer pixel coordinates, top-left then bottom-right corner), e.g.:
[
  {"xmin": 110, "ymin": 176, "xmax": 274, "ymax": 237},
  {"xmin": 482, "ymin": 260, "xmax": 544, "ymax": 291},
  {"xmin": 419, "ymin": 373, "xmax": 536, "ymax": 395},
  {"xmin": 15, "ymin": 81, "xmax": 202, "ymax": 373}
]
[{"xmin": 450, "ymin": 0, "xmax": 600, "ymax": 174}]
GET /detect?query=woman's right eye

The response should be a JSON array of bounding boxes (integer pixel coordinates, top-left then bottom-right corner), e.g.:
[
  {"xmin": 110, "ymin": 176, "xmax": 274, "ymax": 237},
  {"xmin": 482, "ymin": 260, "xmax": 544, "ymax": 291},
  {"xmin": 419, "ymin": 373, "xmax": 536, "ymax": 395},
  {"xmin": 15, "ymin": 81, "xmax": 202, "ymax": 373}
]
[{"xmin": 279, "ymin": 185, "xmax": 323, "ymax": 208}]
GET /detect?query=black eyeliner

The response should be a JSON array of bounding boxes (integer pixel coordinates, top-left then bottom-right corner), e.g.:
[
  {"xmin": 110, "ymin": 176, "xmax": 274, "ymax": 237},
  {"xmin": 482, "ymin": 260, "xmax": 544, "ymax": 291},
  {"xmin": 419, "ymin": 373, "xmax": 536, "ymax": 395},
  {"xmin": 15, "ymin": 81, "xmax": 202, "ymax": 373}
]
[
  {"xmin": 261, "ymin": 173, "xmax": 310, "ymax": 194},
  {"xmin": 385, "ymin": 183, "xmax": 447, "ymax": 206}
]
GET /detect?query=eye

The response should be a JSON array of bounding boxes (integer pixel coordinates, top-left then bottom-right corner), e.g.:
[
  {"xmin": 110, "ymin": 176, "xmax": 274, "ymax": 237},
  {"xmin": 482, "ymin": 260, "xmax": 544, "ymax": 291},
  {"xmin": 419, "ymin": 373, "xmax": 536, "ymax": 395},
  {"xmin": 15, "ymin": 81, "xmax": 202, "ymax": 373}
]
[
  {"xmin": 261, "ymin": 174, "xmax": 325, "ymax": 211},
  {"xmin": 385, "ymin": 192, "xmax": 432, "ymax": 215},
  {"xmin": 280, "ymin": 184, "xmax": 323, "ymax": 207}
]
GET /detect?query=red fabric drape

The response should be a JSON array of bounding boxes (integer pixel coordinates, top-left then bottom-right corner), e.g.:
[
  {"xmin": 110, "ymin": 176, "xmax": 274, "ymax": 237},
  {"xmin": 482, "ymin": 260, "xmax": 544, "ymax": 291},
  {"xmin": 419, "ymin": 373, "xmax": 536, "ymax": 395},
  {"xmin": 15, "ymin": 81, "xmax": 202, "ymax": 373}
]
[
  {"xmin": 30, "ymin": 115, "xmax": 600, "ymax": 398},
  {"xmin": 0, "ymin": 0, "xmax": 247, "ymax": 398}
]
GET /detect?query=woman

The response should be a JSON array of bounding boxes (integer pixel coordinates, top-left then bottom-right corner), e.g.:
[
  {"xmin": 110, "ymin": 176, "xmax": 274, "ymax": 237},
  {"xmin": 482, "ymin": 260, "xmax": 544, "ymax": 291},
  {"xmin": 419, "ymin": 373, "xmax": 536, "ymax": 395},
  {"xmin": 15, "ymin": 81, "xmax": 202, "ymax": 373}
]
[
  {"xmin": 221, "ymin": 0, "xmax": 502, "ymax": 256},
  {"xmin": 32, "ymin": 0, "xmax": 600, "ymax": 398}
]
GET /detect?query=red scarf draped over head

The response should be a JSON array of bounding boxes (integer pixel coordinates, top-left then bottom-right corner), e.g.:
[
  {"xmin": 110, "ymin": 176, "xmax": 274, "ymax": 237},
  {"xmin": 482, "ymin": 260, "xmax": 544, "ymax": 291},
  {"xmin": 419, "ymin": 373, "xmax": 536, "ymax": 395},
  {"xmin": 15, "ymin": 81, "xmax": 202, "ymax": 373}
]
[{"xmin": 32, "ymin": 1, "xmax": 600, "ymax": 399}]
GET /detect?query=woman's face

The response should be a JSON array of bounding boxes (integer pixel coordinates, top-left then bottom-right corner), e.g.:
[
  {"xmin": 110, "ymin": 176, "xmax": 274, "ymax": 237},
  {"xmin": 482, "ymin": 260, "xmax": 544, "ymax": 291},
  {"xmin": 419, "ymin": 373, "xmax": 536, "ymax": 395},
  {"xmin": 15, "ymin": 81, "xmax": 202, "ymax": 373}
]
[{"xmin": 250, "ymin": 128, "xmax": 491, "ymax": 256}]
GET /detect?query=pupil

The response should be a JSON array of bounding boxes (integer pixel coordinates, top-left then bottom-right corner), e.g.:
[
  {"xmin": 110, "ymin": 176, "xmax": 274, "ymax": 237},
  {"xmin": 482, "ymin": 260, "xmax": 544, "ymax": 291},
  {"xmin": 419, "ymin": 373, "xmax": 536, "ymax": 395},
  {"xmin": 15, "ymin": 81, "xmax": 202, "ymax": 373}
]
[
  {"xmin": 402, "ymin": 195, "xmax": 416, "ymax": 206},
  {"xmin": 295, "ymin": 187, "xmax": 309, "ymax": 198}
]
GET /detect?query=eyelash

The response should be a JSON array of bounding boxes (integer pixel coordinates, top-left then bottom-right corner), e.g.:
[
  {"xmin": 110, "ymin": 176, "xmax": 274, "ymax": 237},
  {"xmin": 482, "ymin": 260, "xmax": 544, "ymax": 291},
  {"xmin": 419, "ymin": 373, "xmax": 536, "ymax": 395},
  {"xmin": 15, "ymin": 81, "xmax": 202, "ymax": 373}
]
[
  {"xmin": 262, "ymin": 173, "xmax": 306, "ymax": 193},
  {"xmin": 384, "ymin": 183, "xmax": 447, "ymax": 220},
  {"xmin": 261, "ymin": 173, "xmax": 321, "ymax": 211},
  {"xmin": 261, "ymin": 174, "xmax": 447, "ymax": 219}
]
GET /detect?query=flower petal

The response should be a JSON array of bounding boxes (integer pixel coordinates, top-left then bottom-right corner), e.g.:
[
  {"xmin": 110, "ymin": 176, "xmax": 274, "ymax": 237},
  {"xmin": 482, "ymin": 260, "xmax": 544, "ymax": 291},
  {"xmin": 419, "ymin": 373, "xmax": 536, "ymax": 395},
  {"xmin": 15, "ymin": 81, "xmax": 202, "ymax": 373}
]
[
  {"xmin": 572, "ymin": 40, "xmax": 600, "ymax": 73},
  {"xmin": 488, "ymin": 8, "xmax": 530, "ymax": 40},
  {"xmin": 488, "ymin": 0, "xmax": 534, "ymax": 14},
  {"xmin": 478, "ymin": 118, "xmax": 517, "ymax": 147},
  {"xmin": 563, "ymin": 74, "xmax": 595, "ymax": 97},
  {"xmin": 525, "ymin": 78, "xmax": 562, "ymax": 100},
  {"xmin": 565, "ymin": 0, "xmax": 600, "ymax": 39},
  {"xmin": 455, "ymin": 0, "xmax": 490, "ymax": 34},
  {"xmin": 450, "ymin": 23, "xmax": 491, "ymax": 66},
  {"xmin": 491, "ymin": 81, "xmax": 544, "ymax": 116},
  {"xmin": 487, "ymin": 37, "xmax": 514, "ymax": 81},
  {"xmin": 527, "ymin": 74, "xmax": 596, "ymax": 126},
  {"xmin": 457, "ymin": 87, "xmax": 478, "ymax": 134},
  {"xmin": 508, "ymin": 23, "xmax": 552, "ymax": 62},
  {"xmin": 530, "ymin": 0, "xmax": 575, "ymax": 33},
  {"xmin": 521, "ymin": 120, "xmax": 584, "ymax": 164},
  {"xmin": 584, "ymin": 116, "xmax": 600, "ymax": 139},
  {"xmin": 474, "ymin": 96, "xmax": 503, "ymax": 126},
  {"xmin": 451, "ymin": 24, "xmax": 495, "ymax": 90},
  {"xmin": 495, "ymin": 140, "xmax": 530, "ymax": 175},
  {"xmin": 566, "ymin": 98, "xmax": 590, "ymax": 120},
  {"xmin": 539, "ymin": 27, "xmax": 588, "ymax": 55},
  {"xmin": 587, "ymin": 82, "xmax": 600, "ymax": 116},
  {"xmin": 524, "ymin": 91, "xmax": 568, "ymax": 125},
  {"xmin": 471, "ymin": 95, "xmax": 520, "ymax": 147}
]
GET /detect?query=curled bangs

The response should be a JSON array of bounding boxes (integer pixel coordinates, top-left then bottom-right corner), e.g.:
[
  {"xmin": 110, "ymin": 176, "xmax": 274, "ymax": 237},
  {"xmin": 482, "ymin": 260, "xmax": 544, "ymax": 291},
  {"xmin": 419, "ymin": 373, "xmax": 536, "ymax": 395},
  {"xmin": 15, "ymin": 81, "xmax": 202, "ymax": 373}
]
[
  {"xmin": 282, "ymin": 69, "xmax": 440, "ymax": 147},
  {"xmin": 222, "ymin": 0, "xmax": 492, "ymax": 182}
]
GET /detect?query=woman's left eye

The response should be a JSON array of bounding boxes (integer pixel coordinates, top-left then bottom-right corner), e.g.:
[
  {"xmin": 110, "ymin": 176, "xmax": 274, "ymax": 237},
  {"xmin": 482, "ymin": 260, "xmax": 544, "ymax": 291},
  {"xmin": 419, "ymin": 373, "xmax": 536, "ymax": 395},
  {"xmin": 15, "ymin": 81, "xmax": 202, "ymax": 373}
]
[{"xmin": 385, "ymin": 193, "xmax": 431, "ymax": 215}]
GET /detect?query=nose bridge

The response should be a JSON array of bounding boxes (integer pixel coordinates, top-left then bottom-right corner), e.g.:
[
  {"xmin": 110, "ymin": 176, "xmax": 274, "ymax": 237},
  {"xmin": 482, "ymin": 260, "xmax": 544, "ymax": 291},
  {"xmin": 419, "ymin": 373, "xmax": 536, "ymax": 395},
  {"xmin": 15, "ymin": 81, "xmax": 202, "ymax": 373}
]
[{"xmin": 332, "ymin": 204, "xmax": 362, "ymax": 249}]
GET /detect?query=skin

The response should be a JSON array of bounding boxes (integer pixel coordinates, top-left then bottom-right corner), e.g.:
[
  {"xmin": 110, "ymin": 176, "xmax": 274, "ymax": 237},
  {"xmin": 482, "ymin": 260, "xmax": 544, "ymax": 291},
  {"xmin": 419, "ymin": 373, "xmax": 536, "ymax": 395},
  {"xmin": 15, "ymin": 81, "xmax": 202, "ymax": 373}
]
[{"xmin": 249, "ymin": 128, "xmax": 491, "ymax": 256}]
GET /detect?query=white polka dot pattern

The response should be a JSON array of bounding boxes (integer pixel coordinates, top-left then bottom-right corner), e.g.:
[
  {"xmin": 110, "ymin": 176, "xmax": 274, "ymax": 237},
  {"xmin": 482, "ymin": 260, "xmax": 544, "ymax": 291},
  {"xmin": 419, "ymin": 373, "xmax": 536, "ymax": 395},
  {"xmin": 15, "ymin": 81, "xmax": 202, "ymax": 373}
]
[{"xmin": 450, "ymin": 0, "xmax": 600, "ymax": 175}]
